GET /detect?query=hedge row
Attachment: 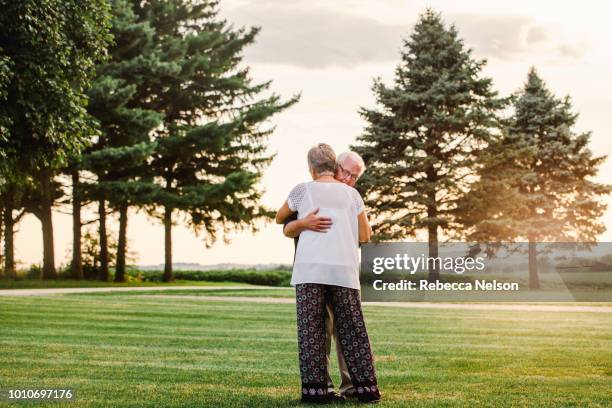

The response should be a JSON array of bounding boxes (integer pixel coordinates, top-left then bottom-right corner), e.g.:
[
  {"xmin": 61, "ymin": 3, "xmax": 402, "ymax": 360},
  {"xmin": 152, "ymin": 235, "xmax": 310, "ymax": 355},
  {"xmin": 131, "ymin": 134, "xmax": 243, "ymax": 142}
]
[{"xmin": 126, "ymin": 268, "xmax": 292, "ymax": 287}]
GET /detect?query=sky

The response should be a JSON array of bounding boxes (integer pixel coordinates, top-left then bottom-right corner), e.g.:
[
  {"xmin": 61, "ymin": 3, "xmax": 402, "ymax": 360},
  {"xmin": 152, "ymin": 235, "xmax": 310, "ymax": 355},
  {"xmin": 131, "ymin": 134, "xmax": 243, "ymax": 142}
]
[{"xmin": 14, "ymin": 0, "xmax": 612, "ymax": 268}]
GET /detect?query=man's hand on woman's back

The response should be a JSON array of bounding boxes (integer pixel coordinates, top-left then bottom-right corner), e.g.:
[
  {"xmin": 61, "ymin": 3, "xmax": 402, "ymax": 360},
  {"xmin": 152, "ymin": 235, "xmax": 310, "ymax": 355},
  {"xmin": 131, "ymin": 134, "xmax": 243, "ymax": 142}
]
[
  {"xmin": 301, "ymin": 208, "xmax": 333, "ymax": 232},
  {"xmin": 283, "ymin": 208, "xmax": 333, "ymax": 238}
]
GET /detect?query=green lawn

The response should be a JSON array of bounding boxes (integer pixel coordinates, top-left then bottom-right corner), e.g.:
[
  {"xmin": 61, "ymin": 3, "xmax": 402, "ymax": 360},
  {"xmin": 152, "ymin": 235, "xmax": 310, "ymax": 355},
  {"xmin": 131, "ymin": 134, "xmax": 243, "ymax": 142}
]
[
  {"xmin": 0, "ymin": 293, "xmax": 610, "ymax": 407},
  {"xmin": 66, "ymin": 288, "xmax": 297, "ymax": 298},
  {"xmin": 0, "ymin": 279, "xmax": 253, "ymax": 290}
]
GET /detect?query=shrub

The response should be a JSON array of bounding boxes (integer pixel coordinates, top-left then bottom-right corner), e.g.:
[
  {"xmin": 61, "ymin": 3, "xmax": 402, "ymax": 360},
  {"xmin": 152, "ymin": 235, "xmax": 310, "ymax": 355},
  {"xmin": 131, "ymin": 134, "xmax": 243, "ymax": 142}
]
[
  {"xmin": 125, "ymin": 268, "xmax": 292, "ymax": 287},
  {"xmin": 25, "ymin": 264, "xmax": 43, "ymax": 279}
]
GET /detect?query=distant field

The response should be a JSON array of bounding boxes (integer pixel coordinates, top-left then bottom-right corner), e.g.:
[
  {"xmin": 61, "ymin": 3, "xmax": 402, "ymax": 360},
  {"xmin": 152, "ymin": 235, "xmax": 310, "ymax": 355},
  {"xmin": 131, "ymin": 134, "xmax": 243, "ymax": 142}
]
[{"xmin": 0, "ymin": 292, "xmax": 610, "ymax": 407}]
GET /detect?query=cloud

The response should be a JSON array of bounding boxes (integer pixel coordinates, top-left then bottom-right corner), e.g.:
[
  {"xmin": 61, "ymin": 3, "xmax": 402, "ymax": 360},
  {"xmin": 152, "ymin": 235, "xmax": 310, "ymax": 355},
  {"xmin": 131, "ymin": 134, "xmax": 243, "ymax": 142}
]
[
  {"xmin": 222, "ymin": 3, "xmax": 588, "ymax": 68},
  {"xmin": 558, "ymin": 43, "xmax": 586, "ymax": 58},
  {"xmin": 526, "ymin": 26, "xmax": 548, "ymax": 44},
  {"xmin": 224, "ymin": 5, "xmax": 408, "ymax": 68},
  {"xmin": 449, "ymin": 14, "xmax": 587, "ymax": 60}
]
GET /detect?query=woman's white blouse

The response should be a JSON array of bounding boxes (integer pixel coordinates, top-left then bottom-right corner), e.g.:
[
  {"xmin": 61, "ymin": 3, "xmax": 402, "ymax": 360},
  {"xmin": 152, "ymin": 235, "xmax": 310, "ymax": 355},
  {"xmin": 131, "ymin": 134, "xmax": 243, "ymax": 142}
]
[{"xmin": 287, "ymin": 181, "xmax": 365, "ymax": 290}]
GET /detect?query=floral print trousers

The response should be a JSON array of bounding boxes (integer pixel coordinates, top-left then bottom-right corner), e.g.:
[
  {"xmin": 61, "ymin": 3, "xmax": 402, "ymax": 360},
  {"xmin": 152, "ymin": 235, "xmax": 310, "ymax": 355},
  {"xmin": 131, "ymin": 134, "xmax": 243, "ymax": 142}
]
[{"xmin": 296, "ymin": 283, "xmax": 381, "ymax": 403}]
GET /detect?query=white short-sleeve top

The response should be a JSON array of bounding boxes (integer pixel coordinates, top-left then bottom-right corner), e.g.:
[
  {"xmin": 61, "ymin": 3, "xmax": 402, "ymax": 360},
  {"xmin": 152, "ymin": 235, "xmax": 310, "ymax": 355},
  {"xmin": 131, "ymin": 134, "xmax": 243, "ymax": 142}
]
[{"xmin": 287, "ymin": 181, "xmax": 365, "ymax": 290}]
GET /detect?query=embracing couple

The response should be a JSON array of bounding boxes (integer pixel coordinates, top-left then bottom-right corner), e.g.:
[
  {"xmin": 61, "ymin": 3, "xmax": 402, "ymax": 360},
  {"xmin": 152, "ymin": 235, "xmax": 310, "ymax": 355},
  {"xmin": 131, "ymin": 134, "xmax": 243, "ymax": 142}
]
[{"xmin": 276, "ymin": 143, "xmax": 381, "ymax": 404}]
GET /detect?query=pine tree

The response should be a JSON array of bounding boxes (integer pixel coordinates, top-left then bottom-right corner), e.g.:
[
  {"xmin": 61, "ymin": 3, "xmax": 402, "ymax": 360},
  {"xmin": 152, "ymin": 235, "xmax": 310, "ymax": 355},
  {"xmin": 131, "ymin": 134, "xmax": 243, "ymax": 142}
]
[
  {"xmin": 77, "ymin": 143, "xmax": 159, "ymax": 279},
  {"xmin": 352, "ymin": 9, "xmax": 506, "ymax": 281},
  {"xmin": 452, "ymin": 128, "xmax": 535, "ymax": 243},
  {"xmin": 135, "ymin": 0, "xmax": 298, "ymax": 281},
  {"xmin": 83, "ymin": 0, "xmax": 164, "ymax": 281},
  {"xmin": 457, "ymin": 68, "xmax": 611, "ymax": 288}
]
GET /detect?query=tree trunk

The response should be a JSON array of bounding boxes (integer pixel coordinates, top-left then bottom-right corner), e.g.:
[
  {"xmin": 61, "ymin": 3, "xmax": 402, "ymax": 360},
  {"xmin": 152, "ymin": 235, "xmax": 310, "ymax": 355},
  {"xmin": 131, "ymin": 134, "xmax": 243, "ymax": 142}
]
[
  {"xmin": 71, "ymin": 170, "xmax": 83, "ymax": 280},
  {"xmin": 98, "ymin": 199, "xmax": 109, "ymax": 281},
  {"xmin": 426, "ymin": 167, "xmax": 439, "ymax": 282},
  {"xmin": 3, "ymin": 202, "xmax": 15, "ymax": 279},
  {"xmin": 528, "ymin": 235, "xmax": 539, "ymax": 289},
  {"xmin": 163, "ymin": 206, "xmax": 173, "ymax": 282},
  {"xmin": 0, "ymin": 206, "xmax": 3, "ymax": 278},
  {"xmin": 427, "ymin": 222, "xmax": 439, "ymax": 282},
  {"xmin": 39, "ymin": 167, "xmax": 57, "ymax": 279},
  {"xmin": 115, "ymin": 202, "xmax": 128, "ymax": 282}
]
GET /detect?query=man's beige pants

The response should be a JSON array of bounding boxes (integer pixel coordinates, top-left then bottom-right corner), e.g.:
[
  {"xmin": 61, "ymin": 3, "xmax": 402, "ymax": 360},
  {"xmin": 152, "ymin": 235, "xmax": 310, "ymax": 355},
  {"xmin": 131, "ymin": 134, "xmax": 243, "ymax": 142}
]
[{"xmin": 324, "ymin": 301, "xmax": 354, "ymax": 395}]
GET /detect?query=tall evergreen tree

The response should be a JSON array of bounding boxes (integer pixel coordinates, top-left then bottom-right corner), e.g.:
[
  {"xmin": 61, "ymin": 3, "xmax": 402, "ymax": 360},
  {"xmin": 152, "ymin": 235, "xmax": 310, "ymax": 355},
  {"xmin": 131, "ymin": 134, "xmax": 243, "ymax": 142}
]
[
  {"xmin": 456, "ymin": 68, "xmax": 611, "ymax": 288},
  {"xmin": 452, "ymin": 128, "xmax": 535, "ymax": 243},
  {"xmin": 0, "ymin": 0, "xmax": 111, "ymax": 278},
  {"xmin": 84, "ymin": 0, "xmax": 164, "ymax": 281},
  {"xmin": 78, "ymin": 143, "xmax": 159, "ymax": 279},
  {"xmin": 135, "ymin": 0, "xmax": 298, "ymax": 282},
  {"xmin": 352, "ymin": 9, "xmax": 506, "ymax": 281}
]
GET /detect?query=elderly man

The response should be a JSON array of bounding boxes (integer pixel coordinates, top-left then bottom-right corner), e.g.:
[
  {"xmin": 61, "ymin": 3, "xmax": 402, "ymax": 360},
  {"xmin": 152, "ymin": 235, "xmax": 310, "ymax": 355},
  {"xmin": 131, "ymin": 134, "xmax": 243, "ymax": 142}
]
[{"xmin": 279, "ymin": 151, "xmax": 366, "ymax": 400}]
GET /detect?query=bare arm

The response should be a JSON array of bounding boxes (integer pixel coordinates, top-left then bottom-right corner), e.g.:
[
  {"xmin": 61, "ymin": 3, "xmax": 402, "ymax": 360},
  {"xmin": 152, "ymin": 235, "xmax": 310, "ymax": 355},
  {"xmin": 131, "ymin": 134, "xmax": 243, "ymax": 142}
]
[
  {"xmin": 275, "ymin": 200, "xmax": 293, "ymax": 224},
  {"xmin": 284, "ymin": 208, "xmax": 332, "ymax": 238},
  {"xmin": 283, "ymin": 219, "xmax": 303, "ymax": 238},
  {"xmin": 358, "ymin": 210, "xmax": 371, "ymax": 243}
]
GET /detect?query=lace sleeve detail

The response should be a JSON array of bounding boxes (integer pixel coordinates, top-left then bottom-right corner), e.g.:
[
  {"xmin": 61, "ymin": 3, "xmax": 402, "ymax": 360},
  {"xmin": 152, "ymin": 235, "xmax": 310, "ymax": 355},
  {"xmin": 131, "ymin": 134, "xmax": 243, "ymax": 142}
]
[
  {"xmin": 288, "ymin": 183, "xmax": 307, "ymax": 211},
  {"xmin": 353, "ymin": 189, "xmax": 365, "ymax": 214}
]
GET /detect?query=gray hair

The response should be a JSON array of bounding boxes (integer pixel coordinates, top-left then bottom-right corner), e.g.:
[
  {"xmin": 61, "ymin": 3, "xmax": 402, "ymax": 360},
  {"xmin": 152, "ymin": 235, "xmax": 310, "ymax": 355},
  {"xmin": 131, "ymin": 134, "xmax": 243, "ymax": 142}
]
[
  {"xmin": 307, "ymin": 143, "xmax": 337, "ymax": 174},
  {"xmin": 337, "ymin": 151, "xmax": 366, "ymax": 177}
]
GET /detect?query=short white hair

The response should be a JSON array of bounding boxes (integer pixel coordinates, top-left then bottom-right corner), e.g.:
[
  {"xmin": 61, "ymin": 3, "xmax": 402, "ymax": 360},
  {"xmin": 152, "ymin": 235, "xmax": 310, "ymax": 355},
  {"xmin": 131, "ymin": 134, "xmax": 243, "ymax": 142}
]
[{"xmin": 337, "ymin": 151, "xmax": 366, "ymax": 177}]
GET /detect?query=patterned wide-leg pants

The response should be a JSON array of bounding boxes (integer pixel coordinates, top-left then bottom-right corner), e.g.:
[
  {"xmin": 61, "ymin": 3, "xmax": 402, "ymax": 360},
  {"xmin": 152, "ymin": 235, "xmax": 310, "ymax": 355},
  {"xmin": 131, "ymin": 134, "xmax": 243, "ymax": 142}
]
[{"xmin": 296, "ymin": 283, "xmax": 381, "ymax": 403}]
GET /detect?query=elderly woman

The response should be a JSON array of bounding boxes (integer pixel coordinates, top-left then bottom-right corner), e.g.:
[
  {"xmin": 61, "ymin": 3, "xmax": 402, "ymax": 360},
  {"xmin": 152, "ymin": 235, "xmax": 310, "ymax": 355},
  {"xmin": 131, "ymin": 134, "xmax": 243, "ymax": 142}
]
[{"xmin": 276, "ymin": 143, "xmax": 381, "ymax": 404}]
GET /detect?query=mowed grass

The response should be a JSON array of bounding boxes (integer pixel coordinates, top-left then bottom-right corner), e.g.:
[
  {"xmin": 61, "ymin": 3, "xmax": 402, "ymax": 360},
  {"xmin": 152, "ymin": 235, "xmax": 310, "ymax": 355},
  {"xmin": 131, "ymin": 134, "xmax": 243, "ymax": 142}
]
[
  {"xmin": 0, "ymin": 294, "xmax": 610, "ymax": 408},
  {"xmin": 67, "ymin": 288, "xmax": 297, "ymax": 298},
  {"xmin": 0, "ymin": 279, "xmax": 254, "ymax": 290}
]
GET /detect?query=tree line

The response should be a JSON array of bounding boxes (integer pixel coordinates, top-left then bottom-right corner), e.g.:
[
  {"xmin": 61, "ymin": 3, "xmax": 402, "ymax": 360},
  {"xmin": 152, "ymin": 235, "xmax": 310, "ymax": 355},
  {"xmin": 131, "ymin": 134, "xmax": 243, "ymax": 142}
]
[
  {"xmin": 0, "ymin": 0, "xmax": 298, "ymax": 282},
  {"xmin": 0, "ymin": 4, "xmax": 609, "ymax": 288},
  {"xmin": 353, "ymin": 10, "xmax": 611, "ymax": 287}
]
